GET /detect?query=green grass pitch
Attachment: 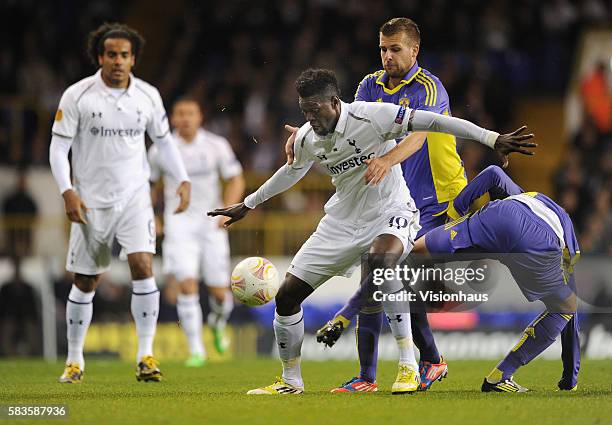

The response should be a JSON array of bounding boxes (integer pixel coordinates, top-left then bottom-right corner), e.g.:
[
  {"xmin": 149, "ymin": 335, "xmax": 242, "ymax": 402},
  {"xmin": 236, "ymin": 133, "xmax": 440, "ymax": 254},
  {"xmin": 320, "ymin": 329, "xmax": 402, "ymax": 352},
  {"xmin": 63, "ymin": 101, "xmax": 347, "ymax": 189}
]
[{"xmin": 1, "ymin": 359, "xmax": 611, "ymax": 425}]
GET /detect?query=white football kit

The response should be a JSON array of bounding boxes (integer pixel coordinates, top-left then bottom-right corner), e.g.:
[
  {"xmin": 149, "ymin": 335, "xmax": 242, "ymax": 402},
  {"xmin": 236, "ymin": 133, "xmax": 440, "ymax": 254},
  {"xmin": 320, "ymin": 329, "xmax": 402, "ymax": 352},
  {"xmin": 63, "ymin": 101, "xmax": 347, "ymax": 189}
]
[
  {"xmin": 149, "ymin": 129, "xmax": 243, "ymax": 285},
  {"xmin": 50, "ymin": 70, "xmax": 189, "ymax": 275},
  {"xmin": 245, "ymin": 101, "xmax": 499, "ymax": 288}
]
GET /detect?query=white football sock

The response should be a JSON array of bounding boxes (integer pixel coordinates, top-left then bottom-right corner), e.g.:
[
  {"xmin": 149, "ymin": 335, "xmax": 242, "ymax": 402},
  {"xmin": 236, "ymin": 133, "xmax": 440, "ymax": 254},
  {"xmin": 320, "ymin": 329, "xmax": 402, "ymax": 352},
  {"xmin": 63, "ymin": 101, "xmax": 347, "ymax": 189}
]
[
  {"xmin": 177, "ymin": 293, "xmax": 205, "ymax": 357},
  {"xmin": 131, "ymin": 277, "xmax": 159, "ymax": 362},
  {"xmin": 381, "ymin": 283, "xmax": 417, "ymax": 369},
  {"xmin": 273, "ymin": 309, "xmax": 304, "ymax": 388},
  {"xmin": 207, "ymin": 292, "xmax": 234, "ymax": 330},
  {"xmin": 66, "ymin": 284, "xmax": 95, "ymax": 370}
]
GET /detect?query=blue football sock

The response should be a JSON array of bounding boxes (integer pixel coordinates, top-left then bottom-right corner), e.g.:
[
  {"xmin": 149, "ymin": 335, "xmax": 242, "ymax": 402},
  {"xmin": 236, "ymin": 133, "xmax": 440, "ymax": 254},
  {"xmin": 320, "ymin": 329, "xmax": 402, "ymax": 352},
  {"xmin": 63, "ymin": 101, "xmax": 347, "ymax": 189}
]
[
  {"xmin": 560, "ymin": 313, "xmax": 580, "ymax": 387},
  {"xmin": 356, "ymin": 309, "xmax": 383, "ymax": 383},
  {"xmin": 496, "ymin": 311, "xmax": 572, "ymax": 381}
]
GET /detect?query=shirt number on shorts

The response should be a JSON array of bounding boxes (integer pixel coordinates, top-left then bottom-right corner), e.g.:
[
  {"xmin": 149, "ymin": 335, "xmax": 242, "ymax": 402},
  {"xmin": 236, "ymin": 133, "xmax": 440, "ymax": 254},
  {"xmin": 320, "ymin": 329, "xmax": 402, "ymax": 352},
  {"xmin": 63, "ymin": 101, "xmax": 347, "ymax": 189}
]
[{"xmin": 388, "ymin": 216, "xmax": 409, "ymax": 230}]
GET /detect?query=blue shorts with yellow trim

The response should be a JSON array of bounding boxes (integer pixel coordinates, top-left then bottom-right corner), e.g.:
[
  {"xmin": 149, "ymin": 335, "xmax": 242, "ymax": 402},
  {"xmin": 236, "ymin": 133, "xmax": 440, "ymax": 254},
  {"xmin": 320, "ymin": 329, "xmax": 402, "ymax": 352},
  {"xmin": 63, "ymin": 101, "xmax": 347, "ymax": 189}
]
[
  {"xmin": 416, "ymin": 201, "xmax": 449, "ymax": 239},
  {"xmin": 425, "ymin": 200, "xmax": 576, "ymax": 302}
]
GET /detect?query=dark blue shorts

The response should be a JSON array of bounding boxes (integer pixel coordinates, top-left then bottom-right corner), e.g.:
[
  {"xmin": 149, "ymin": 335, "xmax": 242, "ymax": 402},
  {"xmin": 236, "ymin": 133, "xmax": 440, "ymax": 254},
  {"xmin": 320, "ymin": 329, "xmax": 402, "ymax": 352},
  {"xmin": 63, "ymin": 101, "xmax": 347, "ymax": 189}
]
[
  {"xmin": 425, "ymin": 200, "xmax": 576, "ymax": 302},
  {"xmin": 416, "ymin": 201, "xmax": 449, "ymax": 239}
]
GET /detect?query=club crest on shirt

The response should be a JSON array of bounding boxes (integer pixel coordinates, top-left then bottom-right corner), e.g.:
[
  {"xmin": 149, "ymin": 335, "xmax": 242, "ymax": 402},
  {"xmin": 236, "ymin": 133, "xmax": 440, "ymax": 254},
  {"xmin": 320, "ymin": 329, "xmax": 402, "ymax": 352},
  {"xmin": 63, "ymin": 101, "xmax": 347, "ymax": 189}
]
[
  {"xmin": 347, "ymin": 139, "xmax": 361, "ymax": 154},
  {"xmin": 399, "ymin": 97, "xmax": 410, "ymax": 107},
  {"xmin": 55, "ymin": 109, "xmax": 63, "ymax": 121}
]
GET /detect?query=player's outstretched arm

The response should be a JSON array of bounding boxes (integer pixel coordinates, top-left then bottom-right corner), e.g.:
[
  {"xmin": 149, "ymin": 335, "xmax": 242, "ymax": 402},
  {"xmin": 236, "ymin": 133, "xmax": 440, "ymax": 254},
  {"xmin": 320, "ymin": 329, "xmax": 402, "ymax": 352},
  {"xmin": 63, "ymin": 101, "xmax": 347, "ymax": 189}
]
[
  {"xmin": 219, "ymin": 124, "xmax": 314, "ymax": 225},
  {"xmin": 450, "ymin": 165, "xmax": 524, "ymax": 218},
  {"xmin": 364, "ymin": 104, "xmax": 536, "ymax": 185},
  {"xmin": 208, "ymin": 158, "xmax": 312, "ymax": 227},
  {"xmin": 208, "ymin": 202, "xmax": 250, "ymax": 227},
  {"xmin": 363, "ymin": 103, "xmax": 536, "ymax": 185},
  {"xmin": 409, "ymin": 110, "xmax": 537, "ymax": 166}
]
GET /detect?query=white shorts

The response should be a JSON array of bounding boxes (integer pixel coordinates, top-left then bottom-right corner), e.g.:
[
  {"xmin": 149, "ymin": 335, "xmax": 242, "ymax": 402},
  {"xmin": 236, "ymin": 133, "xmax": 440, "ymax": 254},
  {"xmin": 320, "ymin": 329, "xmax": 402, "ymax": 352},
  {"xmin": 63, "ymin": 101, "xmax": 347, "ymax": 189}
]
[
  {"xmin": 289, "ymin": 203, "xmax": 420, "ymax": 289},
  {"xmin": 66, "ymin": 185, "xmax": 155, "ymax": 275},
  {"xmin": 162, "ymin": 212, "xmax": 230, "ymax": 287}
]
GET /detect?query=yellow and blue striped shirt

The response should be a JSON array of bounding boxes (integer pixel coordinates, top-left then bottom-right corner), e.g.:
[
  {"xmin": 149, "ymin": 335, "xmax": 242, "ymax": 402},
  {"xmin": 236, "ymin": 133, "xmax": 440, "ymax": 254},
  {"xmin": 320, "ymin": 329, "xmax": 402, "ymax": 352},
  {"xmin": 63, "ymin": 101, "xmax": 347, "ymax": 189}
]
[{"xmin": 354, "ymin": 61, "xmax": 467, "ymax": 209}]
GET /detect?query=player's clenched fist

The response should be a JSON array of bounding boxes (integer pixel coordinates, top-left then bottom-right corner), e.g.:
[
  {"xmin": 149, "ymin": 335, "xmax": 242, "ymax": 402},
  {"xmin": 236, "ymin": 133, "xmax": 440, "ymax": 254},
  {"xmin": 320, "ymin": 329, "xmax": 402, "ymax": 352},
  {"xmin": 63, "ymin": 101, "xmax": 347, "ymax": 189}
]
[
  {"xmin": 174, "ymin": 180, "xmax": 191, "ymax": 214},
  {"xmin": 62, "ymin": 189, "xmax": 88, "ymax": 224}
]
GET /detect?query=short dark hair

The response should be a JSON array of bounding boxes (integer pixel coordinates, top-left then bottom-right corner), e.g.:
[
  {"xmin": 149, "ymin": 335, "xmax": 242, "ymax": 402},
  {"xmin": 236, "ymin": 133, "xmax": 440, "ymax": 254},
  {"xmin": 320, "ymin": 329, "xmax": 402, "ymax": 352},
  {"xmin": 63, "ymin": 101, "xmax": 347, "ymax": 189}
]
[
  {"xmin": 379, "ymin": 17, "xmax": 420, "ymax": 44},
  {"xmin": 86, "ymin": 22, "xmax": 145, "ymax": 67},
  {"xmin": 172, "ymin": 95, "xmax": 202, "ymax": 113},
  {"xmin": 295, "ymin": 68, "xmax": 340, "ymax": 99}
]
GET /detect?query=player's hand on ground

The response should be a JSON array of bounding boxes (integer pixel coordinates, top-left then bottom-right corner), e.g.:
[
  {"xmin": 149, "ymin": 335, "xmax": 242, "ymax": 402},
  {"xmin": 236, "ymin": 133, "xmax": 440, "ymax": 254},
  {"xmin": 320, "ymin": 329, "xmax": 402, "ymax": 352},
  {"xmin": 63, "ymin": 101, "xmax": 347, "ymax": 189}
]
[
  {"xmin": 62, "ymin": 189, "xmax": 88, "ymax": 224},
  {"xmin": 284, "ymin": 124, "xmax": 299, "ymax": 165},
  {"xmin": 208, "ymin": 202, "xmax": 250, "ymax": 227},
  {"xmin": 174, "ymin": 181, "xmax": 191, "ymax": 214},
  {"xmin": 494, "ymin": 126, "xmax": 537, "ymax": 168},
  {"xmin": 364, "ymin": 156, "xmax": 392, "ymax": 186}
]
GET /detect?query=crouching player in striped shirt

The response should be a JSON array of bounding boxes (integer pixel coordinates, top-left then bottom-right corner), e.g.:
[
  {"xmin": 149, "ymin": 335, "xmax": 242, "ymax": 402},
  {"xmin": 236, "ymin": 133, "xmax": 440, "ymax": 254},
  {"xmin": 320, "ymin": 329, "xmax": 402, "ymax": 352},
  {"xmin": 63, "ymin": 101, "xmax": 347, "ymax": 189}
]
[{"xmin": 415, "ymin": 165, "xmax": 581, "ymax": 392}]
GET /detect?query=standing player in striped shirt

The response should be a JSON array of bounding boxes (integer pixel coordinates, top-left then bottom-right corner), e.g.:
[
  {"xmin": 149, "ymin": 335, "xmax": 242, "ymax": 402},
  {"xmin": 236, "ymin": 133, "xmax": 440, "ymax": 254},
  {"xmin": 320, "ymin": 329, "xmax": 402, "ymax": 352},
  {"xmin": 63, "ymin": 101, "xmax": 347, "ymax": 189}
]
[{"xmin": 49, "ymin": 23, "xmax": 191, "ymax": 383}]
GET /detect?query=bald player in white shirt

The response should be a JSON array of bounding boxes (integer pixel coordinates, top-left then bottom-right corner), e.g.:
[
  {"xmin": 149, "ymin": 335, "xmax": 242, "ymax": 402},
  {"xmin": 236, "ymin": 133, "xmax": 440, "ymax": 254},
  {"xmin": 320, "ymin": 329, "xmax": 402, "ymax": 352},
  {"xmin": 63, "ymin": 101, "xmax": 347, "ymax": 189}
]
[
  {"xmin": 149, "ymin": 97, "xmax": 245, "ymax": 366},
  {"xmin": 49, "ymin": 23, "xmax": 191, "ymax": 383},
  {"xmin": 209, "ymin": 68, "xmax": 535, "ymax": 395}
]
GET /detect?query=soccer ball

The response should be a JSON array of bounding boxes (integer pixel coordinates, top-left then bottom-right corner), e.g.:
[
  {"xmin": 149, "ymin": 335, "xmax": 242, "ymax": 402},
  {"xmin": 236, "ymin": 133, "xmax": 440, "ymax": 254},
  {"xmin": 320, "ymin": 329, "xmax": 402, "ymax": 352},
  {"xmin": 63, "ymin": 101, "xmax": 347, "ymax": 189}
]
[{"xmin": 231, "ymin": 257, "xmax": 280, "ymax": 306}]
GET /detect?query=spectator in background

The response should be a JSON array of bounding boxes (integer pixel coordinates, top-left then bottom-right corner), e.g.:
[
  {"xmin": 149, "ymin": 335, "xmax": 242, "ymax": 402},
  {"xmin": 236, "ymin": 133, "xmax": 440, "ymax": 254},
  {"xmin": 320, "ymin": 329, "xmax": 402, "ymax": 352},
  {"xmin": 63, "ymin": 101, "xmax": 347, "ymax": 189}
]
[
  {"xmin": 580, "ymin": 187, "xmax": 612, "ymax": 255},
  {"xmin": 572, "ymin": 117, "xmax": 602, "ymax": 172},
  {"xmin": 0, "ymin": 0, "xmax": 609, "ymax": 259},
  {"xmin": 0, "ymin": 256, "xmax": 41, "ymax": 356},
  {"xmin": 1, "ymin": 166, "xmax": 39, "ymax": 257},
  {"xmin": 581, "ymin": 62, "xmax": 611, "ymax": 134}
]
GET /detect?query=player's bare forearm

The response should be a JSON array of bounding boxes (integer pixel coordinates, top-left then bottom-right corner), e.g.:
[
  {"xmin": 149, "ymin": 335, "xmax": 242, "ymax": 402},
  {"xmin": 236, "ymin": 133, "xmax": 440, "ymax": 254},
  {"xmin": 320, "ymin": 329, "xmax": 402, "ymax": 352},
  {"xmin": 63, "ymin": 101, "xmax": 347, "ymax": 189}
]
[
  {"xmin": 364, "ymin": 132, "xmax": 427, "ymax": 185},
  {"xmin": 208, "ymin": 202, "xmax": 250, "ymax": 227},
  {"xmin": 219, "ymin": 175, "xmax": 246, "ymax": 227},
  {"xmin": 284, "ymin": 124, "xmax": 299, "ymax": 165},
  {"xmin": 174, "ymin": 180, "xmax": 191, "ymax": 214},
  {"xmin": 223, "ymin": 174, "xmax": 246, "ymax": 207},
  {"xmin": 149, "ymin": 180, "xmax": 163, "ymax": 206},
  {"xmin": 385, "ymin": 132, "xmax": 427, "ymax": 165}
]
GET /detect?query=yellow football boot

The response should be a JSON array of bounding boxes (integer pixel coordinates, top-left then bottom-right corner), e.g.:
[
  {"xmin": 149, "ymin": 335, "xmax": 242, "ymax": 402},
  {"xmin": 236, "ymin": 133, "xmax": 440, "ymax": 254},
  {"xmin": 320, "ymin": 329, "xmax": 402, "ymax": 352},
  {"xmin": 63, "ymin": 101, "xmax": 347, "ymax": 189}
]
[
  {"xmin": 58, "ymin": 363, "xmax": 83, "ymax": 384},
  {"xmin": 247, "ymin": 377, "xmax": 303, "ymax": 395},
  {"xmin": 136, "ymin": 355, "xmax": 163, "ymax": 382},
  {"xmin": 391, "ymin": 364, "xmax": 420, "ymax": 394}
]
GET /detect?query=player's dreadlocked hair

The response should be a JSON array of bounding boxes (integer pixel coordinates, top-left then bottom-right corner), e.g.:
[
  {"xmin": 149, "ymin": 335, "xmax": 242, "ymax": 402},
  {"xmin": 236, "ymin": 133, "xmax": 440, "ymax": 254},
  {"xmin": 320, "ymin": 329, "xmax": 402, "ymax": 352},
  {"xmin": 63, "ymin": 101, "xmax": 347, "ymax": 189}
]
[
  {"xmin": 380, "ymin": 17, "xmax": 421, "ymax": 45},
  {"xmin": 86, "ymin": 22, "xmax": 145, "ymax": 67},
  {"xmin": 295, "ymin": 68, "xmax": 340, "ymax": 98}
]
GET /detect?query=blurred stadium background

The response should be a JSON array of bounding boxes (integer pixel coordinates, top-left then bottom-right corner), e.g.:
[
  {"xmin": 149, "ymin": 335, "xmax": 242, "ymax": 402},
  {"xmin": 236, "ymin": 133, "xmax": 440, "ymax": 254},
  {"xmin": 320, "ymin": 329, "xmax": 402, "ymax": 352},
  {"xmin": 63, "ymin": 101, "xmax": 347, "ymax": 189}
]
[{"xmin": 0, "ymin": 0, "xmax": 611, "ymax": 364}]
